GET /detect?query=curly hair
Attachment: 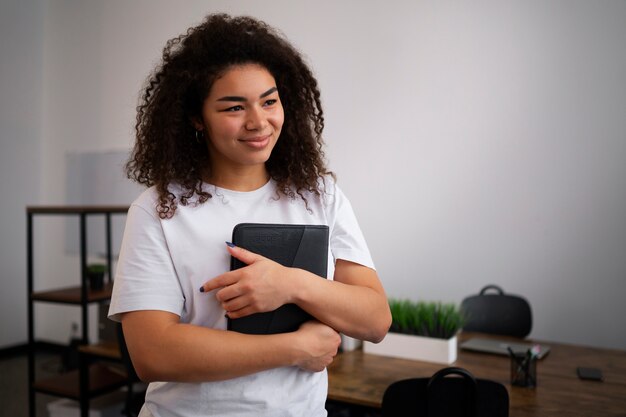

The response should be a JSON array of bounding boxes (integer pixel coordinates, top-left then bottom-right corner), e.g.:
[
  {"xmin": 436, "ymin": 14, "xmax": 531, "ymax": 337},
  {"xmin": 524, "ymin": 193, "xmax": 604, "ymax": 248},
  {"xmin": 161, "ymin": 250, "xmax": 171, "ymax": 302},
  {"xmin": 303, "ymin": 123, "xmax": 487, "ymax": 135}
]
[{"xmin": 126, "ymin": 13, "xmax": 333, "ymax": 219}]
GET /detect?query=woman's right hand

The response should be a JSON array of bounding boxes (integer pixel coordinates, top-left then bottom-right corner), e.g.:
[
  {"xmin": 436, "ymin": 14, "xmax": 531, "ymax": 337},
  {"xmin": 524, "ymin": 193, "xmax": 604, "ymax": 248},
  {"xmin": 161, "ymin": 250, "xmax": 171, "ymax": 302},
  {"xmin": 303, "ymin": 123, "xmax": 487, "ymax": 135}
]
[{"xmin": 293, "ymin": 321, "xmax": 341, "ymax": 372}]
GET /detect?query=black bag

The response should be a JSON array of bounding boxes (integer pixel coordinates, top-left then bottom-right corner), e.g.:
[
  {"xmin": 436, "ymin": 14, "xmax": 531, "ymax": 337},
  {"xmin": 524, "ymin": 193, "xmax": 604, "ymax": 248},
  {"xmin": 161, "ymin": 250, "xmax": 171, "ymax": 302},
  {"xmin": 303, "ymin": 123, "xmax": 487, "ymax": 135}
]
[
  {"xmin": 461, "ymin": 285, "xmax": 532, "ymax": 338},
  {"xmin": 382, "ymin": 367, "xmax": 509, "ymax": 417}
]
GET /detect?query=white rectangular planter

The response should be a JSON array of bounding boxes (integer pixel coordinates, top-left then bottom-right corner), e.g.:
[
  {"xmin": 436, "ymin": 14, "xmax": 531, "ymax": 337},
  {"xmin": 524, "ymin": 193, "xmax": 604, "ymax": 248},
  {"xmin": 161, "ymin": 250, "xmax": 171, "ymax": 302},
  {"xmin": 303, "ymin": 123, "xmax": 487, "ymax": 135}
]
[{"xmin": 364, "ymin": 332, "xmax": 457, "ymax": 364}]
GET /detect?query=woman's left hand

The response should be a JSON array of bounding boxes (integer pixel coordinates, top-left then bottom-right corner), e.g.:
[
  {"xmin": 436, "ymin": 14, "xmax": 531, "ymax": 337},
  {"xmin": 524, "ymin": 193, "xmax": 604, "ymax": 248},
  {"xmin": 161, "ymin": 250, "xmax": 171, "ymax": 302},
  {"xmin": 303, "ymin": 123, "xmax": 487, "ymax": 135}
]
[{"xmin": 200, "ymin": 244, "xmax": 293, "ymax": 318}]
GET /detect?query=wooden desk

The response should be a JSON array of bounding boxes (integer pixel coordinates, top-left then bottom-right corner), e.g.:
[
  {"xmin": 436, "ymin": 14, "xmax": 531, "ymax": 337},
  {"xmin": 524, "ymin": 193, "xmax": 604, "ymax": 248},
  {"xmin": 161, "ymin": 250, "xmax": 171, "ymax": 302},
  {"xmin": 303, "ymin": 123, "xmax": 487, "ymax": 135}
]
[{"xmin": 327, "ymin": 334, "xmax": 626, "ymax": 416}]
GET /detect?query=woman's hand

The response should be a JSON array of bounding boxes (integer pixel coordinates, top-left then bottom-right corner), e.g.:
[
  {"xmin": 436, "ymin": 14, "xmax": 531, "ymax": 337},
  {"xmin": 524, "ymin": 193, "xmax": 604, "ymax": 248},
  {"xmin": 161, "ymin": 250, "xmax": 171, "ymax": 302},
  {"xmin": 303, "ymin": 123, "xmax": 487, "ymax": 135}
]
[
  {"xmin": 200, "ymin": 244, "xmax": 293, "ymax": 318},
  {"xmin": 292, "ymin": 320, "xmax": 341, "ymax": 372}
]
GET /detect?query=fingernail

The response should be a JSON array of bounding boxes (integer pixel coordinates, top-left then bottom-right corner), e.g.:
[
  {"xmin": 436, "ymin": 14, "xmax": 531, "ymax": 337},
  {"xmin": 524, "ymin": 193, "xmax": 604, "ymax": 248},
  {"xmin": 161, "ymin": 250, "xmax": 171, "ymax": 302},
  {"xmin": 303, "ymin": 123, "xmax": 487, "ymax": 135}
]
[
  {"xmin": 199, "ymin": 286, "xmax": 205, "ymax": 293},
  {"xmin": 225, "ymin": 241, "xmax": 235, "ymax": 248}
]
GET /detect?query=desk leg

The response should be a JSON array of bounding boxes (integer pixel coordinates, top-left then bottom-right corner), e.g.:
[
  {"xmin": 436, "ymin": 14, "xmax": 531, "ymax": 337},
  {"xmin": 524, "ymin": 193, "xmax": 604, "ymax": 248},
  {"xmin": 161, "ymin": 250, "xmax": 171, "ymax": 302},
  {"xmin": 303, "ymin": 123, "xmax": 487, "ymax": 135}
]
[{"xmin": 79, "ymin": 351, "xmax": 89, "ymax": 417}]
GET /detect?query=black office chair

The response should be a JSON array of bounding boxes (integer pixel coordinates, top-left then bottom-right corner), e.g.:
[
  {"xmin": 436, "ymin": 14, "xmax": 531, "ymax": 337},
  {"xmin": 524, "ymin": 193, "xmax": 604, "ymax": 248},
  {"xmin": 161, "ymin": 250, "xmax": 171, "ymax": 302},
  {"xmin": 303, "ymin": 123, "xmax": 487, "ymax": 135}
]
[
  {"xmin": 460, "ymin": 285, "xmax": 532, "ymax": 338},
  {"xmin": 116, "ymin": 323, "xmax": 146, "ymax": 417},
  {"xmin": 382, "ymin": 367, "xmax": 509, "ymax": 417}
]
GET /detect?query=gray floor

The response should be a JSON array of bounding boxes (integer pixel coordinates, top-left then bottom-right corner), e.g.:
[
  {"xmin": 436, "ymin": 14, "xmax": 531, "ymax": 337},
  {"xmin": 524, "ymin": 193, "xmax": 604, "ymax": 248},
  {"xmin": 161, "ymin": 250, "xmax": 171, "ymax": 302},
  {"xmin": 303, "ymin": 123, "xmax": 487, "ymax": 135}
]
[{"xmin": 0, "ymin": 352, "xmax": 62, "ymax": 417}]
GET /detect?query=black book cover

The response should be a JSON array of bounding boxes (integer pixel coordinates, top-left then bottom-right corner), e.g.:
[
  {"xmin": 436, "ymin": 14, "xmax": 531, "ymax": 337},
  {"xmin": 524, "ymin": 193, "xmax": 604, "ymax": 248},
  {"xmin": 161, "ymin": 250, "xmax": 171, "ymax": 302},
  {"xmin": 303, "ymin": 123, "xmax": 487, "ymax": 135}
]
[{"xmin": 228, "ymin": 223, "xmax": 329, "ymax": 334}]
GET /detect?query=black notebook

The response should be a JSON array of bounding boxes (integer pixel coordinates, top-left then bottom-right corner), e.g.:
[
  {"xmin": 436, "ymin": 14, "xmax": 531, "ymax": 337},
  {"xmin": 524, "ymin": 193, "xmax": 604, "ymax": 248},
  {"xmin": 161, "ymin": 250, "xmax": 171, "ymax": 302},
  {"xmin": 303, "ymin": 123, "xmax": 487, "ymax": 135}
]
[{"xmin": 227, "ymin": 223, "xmax": 329, "ymax": 335}]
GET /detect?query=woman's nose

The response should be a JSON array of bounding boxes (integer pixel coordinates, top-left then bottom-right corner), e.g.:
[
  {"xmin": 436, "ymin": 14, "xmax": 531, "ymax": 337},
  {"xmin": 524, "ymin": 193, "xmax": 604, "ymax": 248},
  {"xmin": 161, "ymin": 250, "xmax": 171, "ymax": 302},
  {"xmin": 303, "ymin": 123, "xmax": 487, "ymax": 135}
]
[{"xmin": 245, "ymin": 106, "xmax": 267, "ymax": 131}]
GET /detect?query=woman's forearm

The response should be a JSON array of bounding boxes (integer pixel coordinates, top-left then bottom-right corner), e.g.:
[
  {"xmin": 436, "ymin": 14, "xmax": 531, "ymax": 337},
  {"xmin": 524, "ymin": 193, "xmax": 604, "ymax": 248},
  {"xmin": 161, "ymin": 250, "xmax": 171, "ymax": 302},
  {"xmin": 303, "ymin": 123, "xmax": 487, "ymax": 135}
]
[
  {"xmin": 121, "ymin": 311, "xmax": 340, "ymax": 383},
  {"xmin": 291, "ymin": 261, "xmax": 391, "ymax": 343}
]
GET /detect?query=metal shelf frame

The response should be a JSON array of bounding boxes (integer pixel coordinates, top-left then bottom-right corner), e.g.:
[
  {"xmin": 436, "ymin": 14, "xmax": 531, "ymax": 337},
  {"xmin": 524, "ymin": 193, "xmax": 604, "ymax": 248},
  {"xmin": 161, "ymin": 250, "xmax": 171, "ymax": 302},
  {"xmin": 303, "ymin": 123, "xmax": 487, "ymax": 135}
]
[{"xmin": 26, "ymin": 205, "xmax": 129, "ymax": 417}]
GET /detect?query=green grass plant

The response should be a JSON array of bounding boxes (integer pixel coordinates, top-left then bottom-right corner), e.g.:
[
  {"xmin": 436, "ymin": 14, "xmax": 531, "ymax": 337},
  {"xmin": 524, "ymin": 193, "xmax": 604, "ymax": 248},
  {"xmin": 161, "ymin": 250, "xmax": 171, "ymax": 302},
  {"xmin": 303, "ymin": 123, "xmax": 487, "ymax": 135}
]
[
  {"xmin": 87, "ymin": 263, "xmax": 107, "ymax": 274},
  {"xmin": 388, "ymin": 298, "xmax": 463, "ymax": 340}
]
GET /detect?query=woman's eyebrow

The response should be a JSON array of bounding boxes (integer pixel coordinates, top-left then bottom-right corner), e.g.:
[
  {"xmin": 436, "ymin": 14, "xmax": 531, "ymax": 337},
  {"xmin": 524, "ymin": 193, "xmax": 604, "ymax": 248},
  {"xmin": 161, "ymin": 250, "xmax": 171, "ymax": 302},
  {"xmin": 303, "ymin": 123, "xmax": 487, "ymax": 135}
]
[
  {"xmin": 217, "ymin": 87, "xmax": 278, "ymax": 102},
  {"xmin": 259, "ymin": 87, "xmax": 278, "ymax": 98}
]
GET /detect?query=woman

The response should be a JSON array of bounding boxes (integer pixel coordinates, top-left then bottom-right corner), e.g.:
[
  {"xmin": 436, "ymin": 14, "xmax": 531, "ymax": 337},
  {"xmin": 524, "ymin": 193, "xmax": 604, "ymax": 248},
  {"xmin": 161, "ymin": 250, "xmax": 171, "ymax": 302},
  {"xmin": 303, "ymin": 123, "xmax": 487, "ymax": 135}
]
[{"xmin": 109, "ymin": 13, "xmax": 391, "ymax": 417}]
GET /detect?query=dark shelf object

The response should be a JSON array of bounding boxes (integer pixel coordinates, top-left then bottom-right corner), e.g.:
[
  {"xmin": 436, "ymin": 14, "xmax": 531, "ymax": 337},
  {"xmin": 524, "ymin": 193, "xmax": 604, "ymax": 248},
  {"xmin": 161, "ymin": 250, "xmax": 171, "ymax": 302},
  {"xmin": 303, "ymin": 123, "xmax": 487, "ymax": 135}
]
[
  {"xmin": 26, "ymin": 205, "xmax": 129, "ymax": 417},
  {"xmin": 27, "ymin": 205, "xmax": 130, "ymax": 215}
]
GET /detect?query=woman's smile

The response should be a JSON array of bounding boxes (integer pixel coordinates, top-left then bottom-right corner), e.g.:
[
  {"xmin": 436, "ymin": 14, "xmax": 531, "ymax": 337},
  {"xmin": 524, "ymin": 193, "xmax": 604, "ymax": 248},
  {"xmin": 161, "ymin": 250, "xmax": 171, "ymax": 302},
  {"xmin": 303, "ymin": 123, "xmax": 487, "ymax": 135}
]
[{"xmin": 239, "ymin": 134, "xmax": 271, "ymax": 149}]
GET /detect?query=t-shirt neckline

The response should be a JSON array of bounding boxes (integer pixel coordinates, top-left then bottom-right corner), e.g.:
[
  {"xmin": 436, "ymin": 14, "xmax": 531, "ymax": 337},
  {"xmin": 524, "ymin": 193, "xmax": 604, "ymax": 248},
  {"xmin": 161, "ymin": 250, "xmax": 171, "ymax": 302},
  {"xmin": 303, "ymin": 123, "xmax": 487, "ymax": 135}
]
[{"xmin": 204, "ymin": 178, "xmax": 276, "ymax": 200}]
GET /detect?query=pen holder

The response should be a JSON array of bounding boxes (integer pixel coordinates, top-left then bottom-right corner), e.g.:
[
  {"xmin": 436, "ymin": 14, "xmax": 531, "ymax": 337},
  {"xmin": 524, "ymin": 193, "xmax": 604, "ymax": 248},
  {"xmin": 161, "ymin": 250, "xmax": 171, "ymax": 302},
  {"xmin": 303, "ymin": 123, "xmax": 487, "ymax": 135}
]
[{"xmin": 510, "ymin": 351, "xmax": 537, "ymax": 387}]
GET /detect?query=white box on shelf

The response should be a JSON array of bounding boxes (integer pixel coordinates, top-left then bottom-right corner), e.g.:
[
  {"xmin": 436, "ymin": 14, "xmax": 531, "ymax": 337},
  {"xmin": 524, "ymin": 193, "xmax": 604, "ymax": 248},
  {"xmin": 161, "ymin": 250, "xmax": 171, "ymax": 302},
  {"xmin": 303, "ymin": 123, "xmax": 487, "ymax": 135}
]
[
  {"xmin": 47, "ymin": 390, "xmax": 126, "ymax": 417},
  {"xmin": 363, "ymin": 332, "xmax": 457, "ymax": 364}
]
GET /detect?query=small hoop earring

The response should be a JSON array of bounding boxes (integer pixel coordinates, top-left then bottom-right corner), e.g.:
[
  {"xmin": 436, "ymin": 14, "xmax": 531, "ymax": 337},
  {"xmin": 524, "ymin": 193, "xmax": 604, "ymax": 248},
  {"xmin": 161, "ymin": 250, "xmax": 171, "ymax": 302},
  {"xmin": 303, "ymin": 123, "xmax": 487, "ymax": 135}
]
[{"xmin": 195, "ymin": 130, "xmax": 204, "ymax": 144}]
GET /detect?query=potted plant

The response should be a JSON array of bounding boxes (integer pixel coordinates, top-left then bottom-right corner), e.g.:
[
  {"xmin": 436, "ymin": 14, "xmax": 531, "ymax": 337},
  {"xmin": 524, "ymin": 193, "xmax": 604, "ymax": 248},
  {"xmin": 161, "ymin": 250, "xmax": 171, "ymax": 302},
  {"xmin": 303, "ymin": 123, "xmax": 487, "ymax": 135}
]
[
  {"xmin": 364, "ymin": 299, "xmax": 464, "ymax": 364},
  {"xmin": 86, "ymin": 263, "xmax": 107, "ymax": 291}
]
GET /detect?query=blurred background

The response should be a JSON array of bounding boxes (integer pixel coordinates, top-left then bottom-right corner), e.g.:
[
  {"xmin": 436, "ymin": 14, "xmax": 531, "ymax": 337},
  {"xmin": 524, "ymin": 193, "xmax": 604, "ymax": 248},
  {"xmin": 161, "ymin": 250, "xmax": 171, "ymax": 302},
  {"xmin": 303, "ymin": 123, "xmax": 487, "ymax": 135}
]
[{"xmin": 1, "ymin": 0, "xmax": 625, "ymax": 352}]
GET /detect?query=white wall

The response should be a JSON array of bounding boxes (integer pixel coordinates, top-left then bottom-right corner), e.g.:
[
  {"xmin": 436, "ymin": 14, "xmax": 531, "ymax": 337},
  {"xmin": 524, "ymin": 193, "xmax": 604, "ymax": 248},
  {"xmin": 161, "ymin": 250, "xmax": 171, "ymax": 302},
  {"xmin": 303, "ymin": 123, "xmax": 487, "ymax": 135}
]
[
  {"xmin": 0, "ymin": 0, "xmax": 44, "ymax": 348},
  {"xmin": 2, "ymin": 0, "xmax": 625, "ymax": 350}
]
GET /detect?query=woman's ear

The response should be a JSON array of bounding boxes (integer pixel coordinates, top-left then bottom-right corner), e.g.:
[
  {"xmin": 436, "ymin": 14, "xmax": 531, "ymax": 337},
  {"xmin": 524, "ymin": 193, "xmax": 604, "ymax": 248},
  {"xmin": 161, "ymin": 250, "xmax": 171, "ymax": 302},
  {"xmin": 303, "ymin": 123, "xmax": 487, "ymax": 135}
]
[{"xmin": 190, "ymin": 117, "xmax": 204, "ymax": 132}]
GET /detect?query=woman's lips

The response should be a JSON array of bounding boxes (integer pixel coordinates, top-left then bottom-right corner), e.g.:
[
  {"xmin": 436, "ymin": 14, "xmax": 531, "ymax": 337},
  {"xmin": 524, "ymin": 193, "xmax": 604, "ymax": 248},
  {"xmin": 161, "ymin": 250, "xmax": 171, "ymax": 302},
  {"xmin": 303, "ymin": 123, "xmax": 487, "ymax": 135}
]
[{"xmin": 239, "ymin": 134, "xmax": 271, "ymax": 149}]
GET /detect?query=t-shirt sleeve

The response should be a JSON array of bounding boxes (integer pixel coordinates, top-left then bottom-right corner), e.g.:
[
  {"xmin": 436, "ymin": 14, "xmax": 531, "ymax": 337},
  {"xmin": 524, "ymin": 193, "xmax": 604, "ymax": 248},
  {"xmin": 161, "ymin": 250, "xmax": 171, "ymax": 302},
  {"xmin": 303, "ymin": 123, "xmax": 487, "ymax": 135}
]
[
  {"xmin": 327, "ymin": 183, "xmax": 375, "ymax": 270},
  {"xmin": 108, "ymin": 202, "xmax": 185, "ymax": 322}
]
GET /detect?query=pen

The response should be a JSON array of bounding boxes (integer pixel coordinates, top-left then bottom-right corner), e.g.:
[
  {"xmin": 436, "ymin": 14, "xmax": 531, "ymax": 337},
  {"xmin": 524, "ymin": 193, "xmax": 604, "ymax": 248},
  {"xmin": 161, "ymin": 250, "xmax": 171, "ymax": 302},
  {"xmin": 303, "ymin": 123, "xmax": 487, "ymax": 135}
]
[
  {"xmin": 524, "ymin": 344, "xmax": 541, "ymax": 386},
  {"xmin": 530, "ymin": 344, "xmax": 541, "ymax": 358},
  {"xmin": 508, "ymin": 346, "xmax": 537, "ymax": 386},
  {"xmin": 507, "ymin": 346, "xmax": 525, "ymax": 375}
]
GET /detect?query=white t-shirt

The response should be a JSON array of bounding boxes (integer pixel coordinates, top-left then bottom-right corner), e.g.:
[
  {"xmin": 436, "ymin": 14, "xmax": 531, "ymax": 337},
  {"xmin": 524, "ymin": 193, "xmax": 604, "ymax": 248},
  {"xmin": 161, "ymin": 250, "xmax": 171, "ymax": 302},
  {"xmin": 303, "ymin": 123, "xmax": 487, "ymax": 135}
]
[{"xmin": 109, "ymin": 178, "xmax": 374, "ymax": 417}]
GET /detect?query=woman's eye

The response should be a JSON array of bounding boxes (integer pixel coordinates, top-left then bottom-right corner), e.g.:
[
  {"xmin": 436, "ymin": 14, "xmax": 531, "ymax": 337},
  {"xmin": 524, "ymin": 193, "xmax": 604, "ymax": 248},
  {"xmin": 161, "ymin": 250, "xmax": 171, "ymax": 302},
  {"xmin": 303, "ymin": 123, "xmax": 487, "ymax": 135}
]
[
  {"xmin": 224, "ymin": 105, "xmax": 244, "ymax": 112},
  {"xmin": 263, "ymin": 99, "xmax": 277, "ymax": 107}
]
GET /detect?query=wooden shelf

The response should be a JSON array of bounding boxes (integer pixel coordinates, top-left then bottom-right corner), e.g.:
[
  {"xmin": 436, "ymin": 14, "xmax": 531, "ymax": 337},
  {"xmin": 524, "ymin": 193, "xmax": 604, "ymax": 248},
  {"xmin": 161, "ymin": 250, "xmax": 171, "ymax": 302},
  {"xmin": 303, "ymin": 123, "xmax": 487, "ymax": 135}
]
[
  {"xmin": 31, "ymin": 281, "xmax": 114, "ymax": 304},
  {"xmin": 79, "ymin": 341, "xmax": 121, "ymax": 360},
  {"xmin": 33, "ymin": 363, "xmax": 127, "ymax": 400}
]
